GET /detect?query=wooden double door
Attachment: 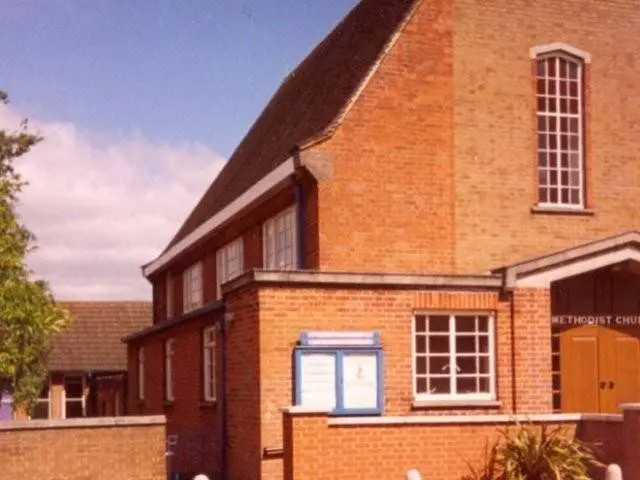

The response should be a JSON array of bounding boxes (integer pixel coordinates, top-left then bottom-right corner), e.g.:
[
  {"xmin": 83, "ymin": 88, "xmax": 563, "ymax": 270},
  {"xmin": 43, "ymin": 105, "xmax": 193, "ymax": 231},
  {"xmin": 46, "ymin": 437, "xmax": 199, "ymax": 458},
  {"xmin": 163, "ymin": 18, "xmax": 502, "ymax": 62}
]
[{"xmin": 560, "ymin": 325, "xmax": 640, "ymax": 413}]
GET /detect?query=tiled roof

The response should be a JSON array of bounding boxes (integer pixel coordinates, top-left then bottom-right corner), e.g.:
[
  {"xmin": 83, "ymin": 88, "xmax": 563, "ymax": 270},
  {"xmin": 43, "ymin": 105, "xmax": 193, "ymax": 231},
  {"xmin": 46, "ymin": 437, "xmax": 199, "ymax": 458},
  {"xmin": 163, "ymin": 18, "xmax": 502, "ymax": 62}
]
[
  {"xmin": 161, "ymin": 0, "xmax": 420, "ymax": 255},
  {"xmin": 48, "ymin": 301, "xmax": 152, "ymax": 372}
]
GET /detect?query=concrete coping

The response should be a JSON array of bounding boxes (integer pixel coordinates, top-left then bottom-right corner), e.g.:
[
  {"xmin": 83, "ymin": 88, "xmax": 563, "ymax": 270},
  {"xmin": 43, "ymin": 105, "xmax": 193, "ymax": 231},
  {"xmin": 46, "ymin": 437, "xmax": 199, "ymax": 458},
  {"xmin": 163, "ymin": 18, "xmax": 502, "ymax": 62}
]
[
  {"xmin": 620, "ymin": 403, "xmax": 640, "ymax": 411},
  {"xmin": 281, "ymin": 406, "xmax": 332, "ymax": 415},
  {"xmin": 223, "ymin": 269, "xmax": 503, "ymax": 296},
  {"xmin": 581, "ymin": 413, "xmax": 624, "ymax": 422},
  {"xmin": 327, "ymin": 413, "xmax": 583, "ymax": 426},
  {"xmin": 0, "ymin": 415, "xmax": 166, "ymax": 431}
]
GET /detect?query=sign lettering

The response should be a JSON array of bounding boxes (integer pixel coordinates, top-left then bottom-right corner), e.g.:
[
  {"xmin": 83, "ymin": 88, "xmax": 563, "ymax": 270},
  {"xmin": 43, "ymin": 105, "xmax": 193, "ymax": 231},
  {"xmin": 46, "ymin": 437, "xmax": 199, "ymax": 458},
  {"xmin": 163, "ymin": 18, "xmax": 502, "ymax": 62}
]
[{"xmin": 551, "ymin": 315, "xmax": 640, "ymax": 327}]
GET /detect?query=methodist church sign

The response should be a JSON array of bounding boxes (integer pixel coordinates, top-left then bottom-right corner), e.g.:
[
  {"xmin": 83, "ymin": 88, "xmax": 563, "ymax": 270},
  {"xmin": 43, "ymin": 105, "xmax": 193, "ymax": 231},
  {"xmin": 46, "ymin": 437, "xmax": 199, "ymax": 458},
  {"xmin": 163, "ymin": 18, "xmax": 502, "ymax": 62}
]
[{"xmin": 552, "ymin": 315, "xmax": 640, "ymax": 326}]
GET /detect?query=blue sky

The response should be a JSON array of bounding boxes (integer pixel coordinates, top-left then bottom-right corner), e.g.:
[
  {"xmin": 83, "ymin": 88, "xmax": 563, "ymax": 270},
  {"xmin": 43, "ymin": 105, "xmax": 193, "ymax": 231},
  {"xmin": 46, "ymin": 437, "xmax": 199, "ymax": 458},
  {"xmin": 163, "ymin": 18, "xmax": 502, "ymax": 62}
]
[
  {"xmin": 0, "ymin": 0, "xmax": 358, "ymax": 299},
  {"xmin": 0, "ymin": 0, "xmax": 356, "ymax": 154}
]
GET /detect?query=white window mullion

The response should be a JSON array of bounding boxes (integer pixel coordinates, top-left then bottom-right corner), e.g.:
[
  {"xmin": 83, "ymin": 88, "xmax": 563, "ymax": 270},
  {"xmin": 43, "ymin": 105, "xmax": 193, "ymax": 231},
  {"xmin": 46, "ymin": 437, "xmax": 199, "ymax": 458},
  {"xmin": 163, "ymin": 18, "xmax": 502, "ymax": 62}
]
[
  {"xmin": 448, "ymin": 315, "xmax": 456, "ymax": 395},
  {"xmin": 488, "ymin": 315, "xmax": 496, "ymax": 398}
]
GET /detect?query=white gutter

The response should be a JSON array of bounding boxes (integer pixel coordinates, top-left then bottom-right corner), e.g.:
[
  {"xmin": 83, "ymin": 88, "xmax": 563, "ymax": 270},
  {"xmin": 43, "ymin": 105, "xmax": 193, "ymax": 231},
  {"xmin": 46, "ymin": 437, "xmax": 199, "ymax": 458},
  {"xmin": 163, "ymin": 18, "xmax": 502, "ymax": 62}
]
[{"xmin": 143, "ymin": 157, "xmax": 297, "ymax": 277}]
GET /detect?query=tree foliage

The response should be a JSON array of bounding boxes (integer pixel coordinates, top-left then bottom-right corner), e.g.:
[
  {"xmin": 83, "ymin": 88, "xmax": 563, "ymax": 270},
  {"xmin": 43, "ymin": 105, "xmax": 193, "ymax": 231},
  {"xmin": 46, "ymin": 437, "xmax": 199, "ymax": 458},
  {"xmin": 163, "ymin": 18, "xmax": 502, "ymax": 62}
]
[{"xmin": 0, "ymin": 90, "xmax": 70, "ymax": 412}]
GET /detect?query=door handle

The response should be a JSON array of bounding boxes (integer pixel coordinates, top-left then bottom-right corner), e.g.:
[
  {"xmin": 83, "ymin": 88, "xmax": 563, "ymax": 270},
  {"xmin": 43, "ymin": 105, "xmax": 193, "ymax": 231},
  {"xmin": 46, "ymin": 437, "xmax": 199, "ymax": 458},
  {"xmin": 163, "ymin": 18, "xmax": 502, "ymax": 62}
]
[
  {"xmin": 609, "ymin": 381, "xmax": 615, "ymax": 389},
  {"xmin": 600, "ymin": 381, "xmax": 606, "ymax": 389}
]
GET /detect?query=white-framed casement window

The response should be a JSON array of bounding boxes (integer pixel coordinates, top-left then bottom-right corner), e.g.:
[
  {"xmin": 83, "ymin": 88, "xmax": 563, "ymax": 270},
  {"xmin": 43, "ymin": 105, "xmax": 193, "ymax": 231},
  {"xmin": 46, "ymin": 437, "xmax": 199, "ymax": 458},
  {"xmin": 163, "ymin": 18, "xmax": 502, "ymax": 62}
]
[
  {"xmin": 166, "ymin": 274, "xmax": 174, "ymax": 319},
  {"xmin": 263, "ymin": 206, "xmax": 297, "ymax": 270},
  {"xmin": 202, "ymin": 327, "xmax": 216, "ymax": 402},
  {"xmin": 216, "ymin": 237, "xmax": 244, "ymax": 299},
  {"xmin": 138, "ymin": 347, "xmax": 145, "ymax": 401},
  {"xmin": 413, "ymin": 313, "xmax": 496, "ymax": 402},
  {"xmin": 183, "ymin": 262, "xmax": 203, "ymax": 313},
  {"xmin": 30, "ymin": 377, "xmax": 51, "ymax": 419},
  {"xmin": 63, "ymin": 376, "xmax": 86, "ymax": 418},
  {"xmin": 165, "ymin": 339, "xmax": 174, "ymax": 401},
  {"xmin": 536, "ymin": 51, "xmax": 585, "ymax": 208}
]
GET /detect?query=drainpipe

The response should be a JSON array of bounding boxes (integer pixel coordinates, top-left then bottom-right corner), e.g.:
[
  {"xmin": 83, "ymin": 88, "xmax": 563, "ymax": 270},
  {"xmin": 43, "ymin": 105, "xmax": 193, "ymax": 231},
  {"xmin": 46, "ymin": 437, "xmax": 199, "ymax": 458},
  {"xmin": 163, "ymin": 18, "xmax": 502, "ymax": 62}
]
[
  {"xmin": 219, "ymin": 305, "xmax": 228, "ymax": 479},
  {"xmin": 293, "ymin": 178, "xmax": 305, "ymax": 270}
]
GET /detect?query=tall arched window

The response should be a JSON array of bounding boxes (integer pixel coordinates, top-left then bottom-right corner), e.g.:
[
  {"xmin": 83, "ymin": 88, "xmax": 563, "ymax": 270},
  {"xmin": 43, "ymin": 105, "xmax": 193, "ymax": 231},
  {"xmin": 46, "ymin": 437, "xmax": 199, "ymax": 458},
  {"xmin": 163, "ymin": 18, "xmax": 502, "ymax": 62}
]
[{"xmin": 535, "ymin": 48, "xmax": 586, "ymax": 208}]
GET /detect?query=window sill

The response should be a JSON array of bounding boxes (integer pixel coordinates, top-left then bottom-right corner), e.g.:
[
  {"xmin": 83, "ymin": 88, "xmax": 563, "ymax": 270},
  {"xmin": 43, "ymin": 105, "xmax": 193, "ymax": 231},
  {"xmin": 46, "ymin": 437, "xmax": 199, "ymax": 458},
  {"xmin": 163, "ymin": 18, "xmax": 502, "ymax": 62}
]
[
  {"xmin": 531, "ymin": 205, "xmax": 595, "ymax": 216},
  {"xmin": 412, "ymin": 399, "xmax": 502, "ymax": 409},
  {"xmin": 199, "ymin": 401, "xmax": 217, "ymax": 409}
]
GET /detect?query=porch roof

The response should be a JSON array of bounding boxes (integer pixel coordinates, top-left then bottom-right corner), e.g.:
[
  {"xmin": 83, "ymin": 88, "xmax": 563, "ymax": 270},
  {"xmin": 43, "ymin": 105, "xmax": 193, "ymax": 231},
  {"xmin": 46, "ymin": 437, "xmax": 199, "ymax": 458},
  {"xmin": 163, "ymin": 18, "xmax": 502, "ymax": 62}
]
[{"xmin": 491, "ymin": 231, "xmax": 640, "ymax": 288}]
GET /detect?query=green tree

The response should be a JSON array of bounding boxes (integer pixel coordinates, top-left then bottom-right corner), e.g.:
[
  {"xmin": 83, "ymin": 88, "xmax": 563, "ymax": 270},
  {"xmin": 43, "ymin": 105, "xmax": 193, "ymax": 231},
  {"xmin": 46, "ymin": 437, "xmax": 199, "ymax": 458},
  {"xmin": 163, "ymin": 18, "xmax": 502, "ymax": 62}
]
[{"xmin": 0, "ymin": 90, "xmax": 70, "ymax": 413}]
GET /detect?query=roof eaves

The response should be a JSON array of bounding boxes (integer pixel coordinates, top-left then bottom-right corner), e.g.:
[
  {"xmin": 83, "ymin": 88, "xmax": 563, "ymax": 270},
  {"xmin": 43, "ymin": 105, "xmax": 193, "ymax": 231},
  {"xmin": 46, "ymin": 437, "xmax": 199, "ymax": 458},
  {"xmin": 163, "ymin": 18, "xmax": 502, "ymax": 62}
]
[{"xmin": 122, "ymin": 300, "xmax": 224, "ymax": 343}]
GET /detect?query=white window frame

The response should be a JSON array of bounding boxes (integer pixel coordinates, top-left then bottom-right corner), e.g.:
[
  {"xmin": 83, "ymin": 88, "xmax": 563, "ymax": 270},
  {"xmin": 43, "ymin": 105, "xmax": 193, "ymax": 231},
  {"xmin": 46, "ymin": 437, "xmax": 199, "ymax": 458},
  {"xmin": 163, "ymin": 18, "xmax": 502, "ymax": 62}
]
[
  {"xmin": 535, "ymin": 50, "xmax": 585, "ymax": 209},
  {"xmin": 138, "ymin": 347, "xmax": 145, "ymax": 401},
  {"xmin": 62, "ymin": 375, "xmax": 86, "ymax": 419},
  {"xmin": 202, "ymin": 327, "xmax": 216, "ymax": 402},
  {"xmin": 412, "ymin": 312, "xmax": 496, "ymax": 403},
  {"xmin": 31, "ymin": 375, "xmax": 51, "ymax": 419},
  {"xmin": 183, "ymin": 262, "xmax": 203, "ymax": 313},
  {"xmin": 166, "ymin": 274, "xmax": 174, "ymax": 319},
  {"xmin": 216, "ymin": 237, "xmax": 244, "ymax": 299},
  {"xmin": 165, "ymin": 339, "xmax": 174, "ymax": 402},
  {"xmin": 262, "ymin": 206, "xmax": 297, "ymax": 270}
]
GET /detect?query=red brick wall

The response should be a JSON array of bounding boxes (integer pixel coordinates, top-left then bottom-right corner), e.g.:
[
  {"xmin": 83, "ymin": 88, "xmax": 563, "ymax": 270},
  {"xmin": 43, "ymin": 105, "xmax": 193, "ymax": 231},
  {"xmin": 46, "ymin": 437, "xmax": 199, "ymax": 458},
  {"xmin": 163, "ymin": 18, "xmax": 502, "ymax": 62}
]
[
  {"xmin": 314, "ymin": 0, "xmax": 456, "ymax": 275},
  {"xmin": 225, "ymin": 286, "xmax": 262, "ymax": 480},
  {"xmin": 253, "ymin": 285, "xmax": 552, "ymax": 479},
  {"xmin": 127, "ymin": 310, "xmax": 221, "ymax": 477},
  {"xmin": 0, "ymin": 417, "xmax": 166, "ymax": 480},
  {"xmin": 451, "ymin": 0, "xmax": 640, "ymax": 273},
  {"xmin": 283, "ymin": 413, "xmax": 582, "ymax": 480}
]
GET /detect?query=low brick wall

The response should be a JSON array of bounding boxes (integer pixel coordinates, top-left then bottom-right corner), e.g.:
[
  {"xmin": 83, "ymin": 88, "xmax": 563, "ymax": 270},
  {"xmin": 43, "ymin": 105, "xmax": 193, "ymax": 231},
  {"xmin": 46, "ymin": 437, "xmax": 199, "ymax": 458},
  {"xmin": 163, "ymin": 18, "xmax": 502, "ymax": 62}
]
[
  {"xmin": 281, "ymin": 409, "xmax": 638, "ymax": 480},
  {"xmin": 0, "ymin": 415, "xmax": 166, "ymax": 480}
]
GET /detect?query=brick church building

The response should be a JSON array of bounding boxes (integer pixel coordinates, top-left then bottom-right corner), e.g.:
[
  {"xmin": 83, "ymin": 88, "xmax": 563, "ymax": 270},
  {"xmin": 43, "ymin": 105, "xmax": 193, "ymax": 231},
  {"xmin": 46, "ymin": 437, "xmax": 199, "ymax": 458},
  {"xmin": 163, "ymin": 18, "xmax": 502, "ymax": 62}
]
[{"xmin": 125, "ymin": 0, "xmax": 640, "ymax": 478}]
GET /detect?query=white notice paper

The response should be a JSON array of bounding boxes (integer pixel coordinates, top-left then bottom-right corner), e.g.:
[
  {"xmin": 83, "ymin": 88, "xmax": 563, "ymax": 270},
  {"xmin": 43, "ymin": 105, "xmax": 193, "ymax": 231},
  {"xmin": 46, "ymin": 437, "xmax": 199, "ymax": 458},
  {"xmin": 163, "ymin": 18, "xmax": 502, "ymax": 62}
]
[
  {"xmin": 342, "ymin": 353, "xmax": 378, "ymax": 410},
  {"xmin": 299, "ymin": 353, "xmax": 336, "ymax": 409}
]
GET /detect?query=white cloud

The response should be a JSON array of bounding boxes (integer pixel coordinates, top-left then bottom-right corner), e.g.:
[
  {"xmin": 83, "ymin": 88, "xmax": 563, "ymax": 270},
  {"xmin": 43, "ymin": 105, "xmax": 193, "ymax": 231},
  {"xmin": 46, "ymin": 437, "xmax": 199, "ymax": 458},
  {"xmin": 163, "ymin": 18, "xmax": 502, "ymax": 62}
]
[{"xmin": 0, "ymin": 105, "xmax": 225, "ymax": 300}]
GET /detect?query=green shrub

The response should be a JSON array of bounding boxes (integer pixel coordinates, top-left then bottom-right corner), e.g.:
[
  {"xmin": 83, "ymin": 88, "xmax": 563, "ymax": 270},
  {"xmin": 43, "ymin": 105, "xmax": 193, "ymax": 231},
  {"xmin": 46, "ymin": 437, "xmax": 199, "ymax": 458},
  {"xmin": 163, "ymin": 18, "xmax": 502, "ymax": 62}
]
[{"xmin": 461, "ymin": 423, "xmax": 604, "ymax": 480}]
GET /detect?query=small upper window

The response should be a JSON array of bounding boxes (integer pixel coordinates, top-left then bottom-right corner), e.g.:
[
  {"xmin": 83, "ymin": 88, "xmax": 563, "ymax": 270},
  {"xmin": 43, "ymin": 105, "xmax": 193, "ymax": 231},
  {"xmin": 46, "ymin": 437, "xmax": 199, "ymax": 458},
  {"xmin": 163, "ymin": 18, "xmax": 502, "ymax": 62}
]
[
  {"xmin": 216, "ymin": 237, "xmax": 244, "ymax": 299},
  {"xmin": 535, "ymin": 50, "xmax": 585, "ymax": 208},
  {"xmin": 263, "ymin": 207, "xmax": 297, "ymax": 270},
  {"xmin": 183, "ymin": 262, "xmax": 203, "ymax": 313}
]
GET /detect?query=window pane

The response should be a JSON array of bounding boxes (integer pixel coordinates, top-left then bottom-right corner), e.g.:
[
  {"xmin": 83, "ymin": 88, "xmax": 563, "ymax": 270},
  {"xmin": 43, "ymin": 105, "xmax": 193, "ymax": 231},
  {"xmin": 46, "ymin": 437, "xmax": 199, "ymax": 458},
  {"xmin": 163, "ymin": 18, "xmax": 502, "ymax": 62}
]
[
  {"xmin": 429, "ymin": 336, "xmax": 449, "ymax": 354},
  {"xmin": 550, "ymin": 188, "xmax": 558, "ymax": 203},
  {"xmin": 65, "ymin": 378, "xmax": 83, "ymax": 398},
  {"xmin": 416, "ymin": 377, "xmax": 427, "ymax": 394},
  {"xmin": 539, "ymin": 188, "xmax": 548, "ymax": 203},
  {"xmin": 553, "ymin": 374, "xmax": 561, "ymax": 391},
  {"xmin": 478, "ymin": 336, "xmax": 489, "ymax": 354},
  {"xmin": 31, "ymin": 401, "xmax": 49, "ymax": 419},
  {"xmin": 428, "ymin": 356, "xmax": 449, "ymax": 374},
  {"xmin": 538, "ymin": 170, "xmax": 547, "ymax": 186},
  {"xmin": 428, "ymin": 316, "xmax": 449, "ymax": 333},
  {"xmin": 561, "ymin": 188, "xmax": 569, "ymax": 204},
  {"xmin": 538, "ymin": 116, "xmax": 546, "ymax": 132},
  {"xmin": 478, "ymin": 355, "xmax": 491, "ymax": 374},
  {"xmin": 415, "ymin": 315, "xmax": 427, "ymax": 333},
  {"xmin": 415, "ymin": 335, "xmax": 427, "ymax": 354},
  {"xmin": 536, "ymin": 60, "xmax": 545, "ymax": 76},
  {"xmin": 456, "ymin": 377, "xmax": 476, "ymax": 394},
  {"xmin": 568, "ymin": 62, "xmax": 578, "ymax": 79},
  {"xmin": 549, "ymin": 134, "xmax": 557, "ymax": 149},
  {"xmin": 537, "ymin": 96, "xmax": 545, "ymax": 111},
  {"xmin": 479, "ymin": 376, "xmax": 491, "ymax": 393},
  {"xmin": 569, "ymin": 153, "xmax": 579, "ymax": 168},
  {"xmin": 538, "ymin": 152, "xmax": 547, "ymax": 167},
  {"xmin": 457, "ymin": 356, "xmax": 477, "ymax": 375},
  {"xmin": 549, "ymin": 152, "xmax": 557, "ymax": 168},
  {"xmin": 536, "ymin": 79, "xmax": 545, "ymax": 94},
  {"xmin": 560, "ymin": 170, "xmax": 569, "ymax": 186},
  {"xmin": 570, "ymin": 189, "xmax": 580, "ymax": 204},
  {"xmin": 455, "ymin": 316, "xmax": 475, "ymax": 333},
  {"xmin": 548, "ymin": 97, "xmax": 557, "ymax": 113},
  {"xmin": 429, "ymin": 377, "xmax": 450, "ymax": 394},
  {"xmin": 455, "ymin": 336, "xmax": 476, "ymax": 354},
  {"xmin": 553, "ymin": 393, "xmax": 561, "ymax": 410},
  {"xmin": 66, "ymin": 401, "xmax": 84, "ymax": 419},
  {"xmin": 416, "ymin": 356, "xmax": 427, "ymax": 375},
  {"xmin": 547, "ymin": 58, "xmax": 556, "ymax": 76}
]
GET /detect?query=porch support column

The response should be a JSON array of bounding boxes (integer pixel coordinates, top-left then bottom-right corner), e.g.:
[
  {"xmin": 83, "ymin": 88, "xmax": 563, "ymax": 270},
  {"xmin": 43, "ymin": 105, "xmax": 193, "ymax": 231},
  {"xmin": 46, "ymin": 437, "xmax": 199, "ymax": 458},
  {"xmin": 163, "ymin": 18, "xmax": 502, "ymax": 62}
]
[{"xmin": 512, "ymin": 287, "xmax": 553, "ymax": 413}]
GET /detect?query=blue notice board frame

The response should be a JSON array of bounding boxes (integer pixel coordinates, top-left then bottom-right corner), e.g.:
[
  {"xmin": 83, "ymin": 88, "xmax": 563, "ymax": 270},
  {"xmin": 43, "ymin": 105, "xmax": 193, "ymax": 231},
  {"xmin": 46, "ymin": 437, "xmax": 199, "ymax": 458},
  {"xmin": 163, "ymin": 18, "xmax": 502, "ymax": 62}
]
[{"xmin": 293, "ymin": 331, "xmax": 384, "ymax": 416}]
